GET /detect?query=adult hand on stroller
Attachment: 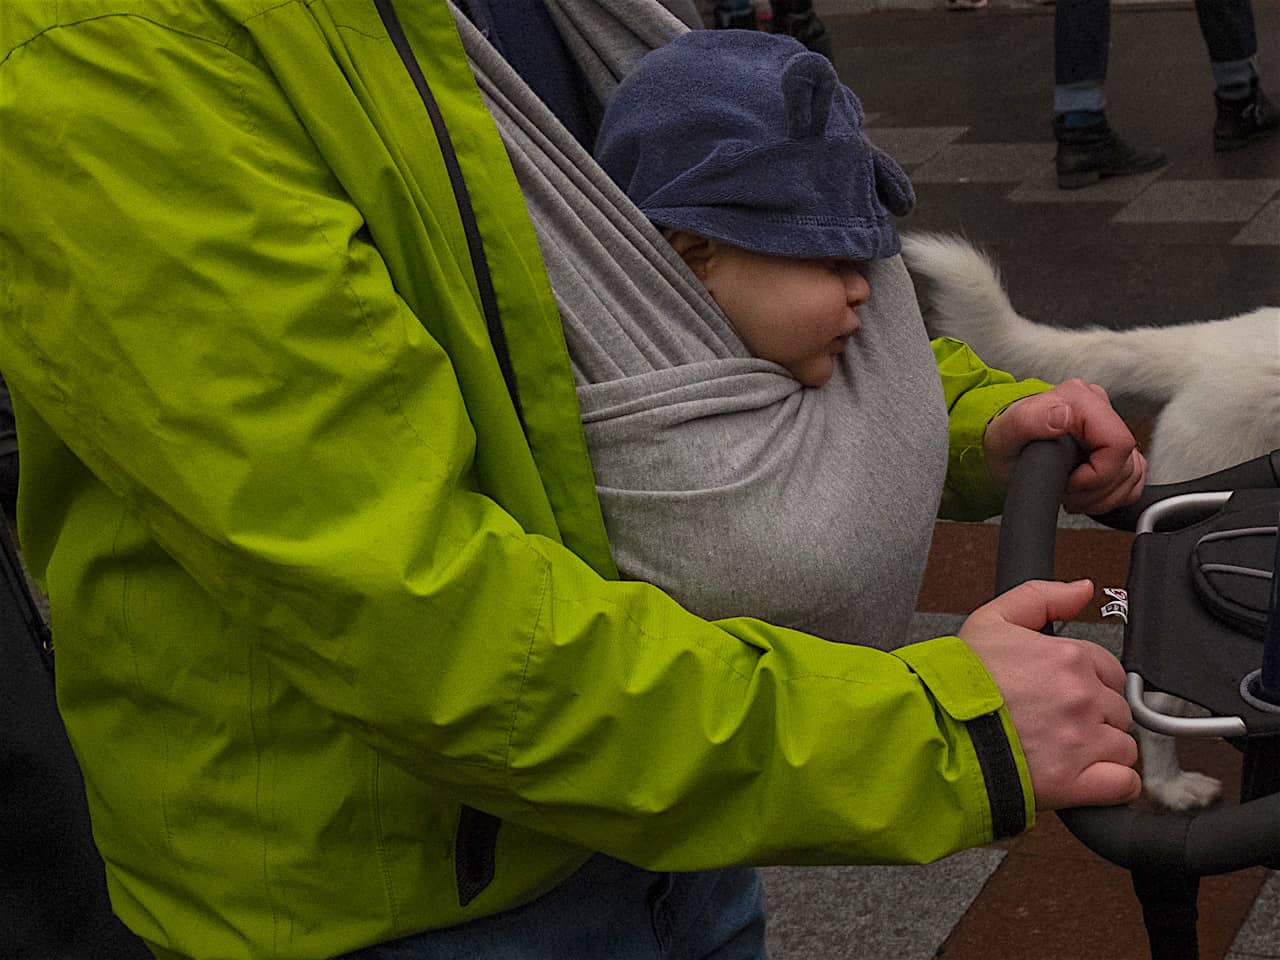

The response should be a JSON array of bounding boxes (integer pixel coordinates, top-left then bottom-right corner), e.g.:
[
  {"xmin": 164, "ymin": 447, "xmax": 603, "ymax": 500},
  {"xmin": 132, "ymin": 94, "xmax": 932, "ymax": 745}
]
[
  {"xmin": 960, "ymin": 578, "xmax": 1142, "ymax": 810},
  {"xmin": 983, "ymin": 378, "xmax": 1148, "ymax": 515}
]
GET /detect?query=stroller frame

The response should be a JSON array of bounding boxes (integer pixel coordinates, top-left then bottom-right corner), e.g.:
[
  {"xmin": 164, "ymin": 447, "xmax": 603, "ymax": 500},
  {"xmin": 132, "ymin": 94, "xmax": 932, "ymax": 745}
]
[{"xmin": 997, "ymin": 437, "xmax": 1280, "ymax": 960}]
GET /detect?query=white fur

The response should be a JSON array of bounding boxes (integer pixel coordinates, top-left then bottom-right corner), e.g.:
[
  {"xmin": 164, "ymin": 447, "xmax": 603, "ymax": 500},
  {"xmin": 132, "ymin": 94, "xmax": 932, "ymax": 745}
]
[{"xmin": 901, "ymin": 231, "xmax": 1280, "ymax": 810}]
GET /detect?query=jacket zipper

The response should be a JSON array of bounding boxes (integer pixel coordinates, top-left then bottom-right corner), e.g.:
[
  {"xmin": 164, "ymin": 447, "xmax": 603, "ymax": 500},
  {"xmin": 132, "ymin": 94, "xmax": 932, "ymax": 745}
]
[
  {"xmin": 373, "ymin": 0, "xmax": 526, "ymax": 433},
  {"xmin": 373, "ymin": 0, "xmax": 516, "ymax": 909}
]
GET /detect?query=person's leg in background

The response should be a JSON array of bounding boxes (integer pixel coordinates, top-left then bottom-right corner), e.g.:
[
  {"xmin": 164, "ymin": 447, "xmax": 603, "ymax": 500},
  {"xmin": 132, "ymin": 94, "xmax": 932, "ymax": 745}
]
[
  {"xmin": 709, "ymin": 0, "xmax": 833, "ymax": 62},
  {"xmin": 770, "ymin": 0, "xmax": 833, "ymax": 60},
  {"xmin": 1194, "ymin": 0, "xmax": 1278, "ymax": 150},
  {"xmin": 712, "ymin": 0, "xmax": 757, "ymax": 30},
  {"xmin": 1052, "ymin": 0, "xmax": 1167, "ymax": 188}
]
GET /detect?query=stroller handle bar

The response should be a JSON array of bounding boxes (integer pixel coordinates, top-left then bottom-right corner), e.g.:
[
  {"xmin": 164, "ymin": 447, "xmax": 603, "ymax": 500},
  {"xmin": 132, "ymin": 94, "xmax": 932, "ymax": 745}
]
[
  {"xmin": 994, "ymin": 436, "xmax": 1280, "ymax": 878},
  {"xmin": 1126, "ymin": 672, "xmax": 1245, "ymax": 738}
]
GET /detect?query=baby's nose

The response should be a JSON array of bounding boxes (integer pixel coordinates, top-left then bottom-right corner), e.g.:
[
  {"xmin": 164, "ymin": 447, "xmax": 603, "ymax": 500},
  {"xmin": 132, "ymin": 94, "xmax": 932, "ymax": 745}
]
[{"xmin": 845, "ymin": 268, "xmax": 870, "ymax": 306}]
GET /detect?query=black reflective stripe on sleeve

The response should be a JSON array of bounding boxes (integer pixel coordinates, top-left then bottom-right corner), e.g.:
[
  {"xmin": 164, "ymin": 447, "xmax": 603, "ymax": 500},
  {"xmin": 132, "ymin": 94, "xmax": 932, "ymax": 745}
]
[
  {"xmin": 966, "ymin": 711, "xmax": 1026, "ymax": 840},
  {"xmin": 373, "ymin": 0, "xmax": 527, "ymax": 432},
  {"xmin": 455, "ymin": 805, "xmax": 502, "ymax": 908}
]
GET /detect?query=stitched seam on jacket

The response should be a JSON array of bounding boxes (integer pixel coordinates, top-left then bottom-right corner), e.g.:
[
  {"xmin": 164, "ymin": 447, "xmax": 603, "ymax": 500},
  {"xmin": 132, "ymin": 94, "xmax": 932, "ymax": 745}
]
[
  {"xmin": 1, "ymin": 14, "xmax": 246, "ymax": 70},
  {"xmin": 506, "ymin": 558, "xmax": 553, "ymax": 777},
  {"xmin": 112, "ymin": 508, "xmax": 180, "ymax": 859},
  {"xmin": 224, "ymin": 53, "xmax": 287, "ymax": 951},
  {"xmin": 371, "ymin": 754, "xmax": 403, "ymax": 932}
]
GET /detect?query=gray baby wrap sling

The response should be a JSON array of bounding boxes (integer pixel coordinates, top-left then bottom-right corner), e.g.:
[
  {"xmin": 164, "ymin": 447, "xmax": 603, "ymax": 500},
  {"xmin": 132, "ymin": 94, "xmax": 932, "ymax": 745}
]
[{"xmin": 457, "ymin": 0, "xmax": 950, "ymax": 649}]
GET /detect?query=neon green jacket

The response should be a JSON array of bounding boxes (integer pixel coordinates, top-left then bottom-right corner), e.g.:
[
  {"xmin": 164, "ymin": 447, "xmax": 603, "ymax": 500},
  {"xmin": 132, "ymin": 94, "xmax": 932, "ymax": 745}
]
[{"xmin": 0, "ymin": 2, "xmax": 1047, "ymax": 957}]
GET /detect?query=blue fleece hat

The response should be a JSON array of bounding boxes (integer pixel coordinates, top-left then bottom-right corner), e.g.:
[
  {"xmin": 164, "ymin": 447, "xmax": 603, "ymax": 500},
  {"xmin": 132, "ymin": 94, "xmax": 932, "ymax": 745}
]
[{"xmin": 594, "ymin": 31, "xmax": 914, "ymax": 261}]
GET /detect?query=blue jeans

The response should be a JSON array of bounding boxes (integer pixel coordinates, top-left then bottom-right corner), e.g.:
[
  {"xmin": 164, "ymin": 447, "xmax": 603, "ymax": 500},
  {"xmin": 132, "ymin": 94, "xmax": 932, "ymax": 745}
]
[
  {"xmin": 1055, "ymin": 0, "xmax": 1257, "ymax": 110},
  {"xmin": 334, "ymin": 854, "xmax": 767, "ymax": 959}
]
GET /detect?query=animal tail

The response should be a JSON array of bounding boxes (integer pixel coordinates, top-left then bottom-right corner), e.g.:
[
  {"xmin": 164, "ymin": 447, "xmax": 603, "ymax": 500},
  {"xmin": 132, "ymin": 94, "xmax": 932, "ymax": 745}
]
[{"xmin": 899, "ymin": 232, "xmax": 1192, "ymax": 406}]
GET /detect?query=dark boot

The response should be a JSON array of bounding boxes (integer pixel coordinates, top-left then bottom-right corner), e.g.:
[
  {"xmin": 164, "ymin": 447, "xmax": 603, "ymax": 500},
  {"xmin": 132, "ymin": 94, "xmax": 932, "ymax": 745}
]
[
  {"xmin": 770, "ymin": 0, "xmax": 833, "ymax": 61},
  {"xmin": 1214, "ymin": 78, "xmax": 1279, "ymax": 152},
  {"xmin": 1053, "ymin": 113, "xmax": 1167, "ymax": 190}
]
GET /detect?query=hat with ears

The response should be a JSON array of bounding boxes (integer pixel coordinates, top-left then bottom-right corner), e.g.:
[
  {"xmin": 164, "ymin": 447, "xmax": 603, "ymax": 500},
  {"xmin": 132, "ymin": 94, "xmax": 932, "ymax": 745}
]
[{"xmin": 594, "ymin": 30, "xmax": 914, "ymax": 261}]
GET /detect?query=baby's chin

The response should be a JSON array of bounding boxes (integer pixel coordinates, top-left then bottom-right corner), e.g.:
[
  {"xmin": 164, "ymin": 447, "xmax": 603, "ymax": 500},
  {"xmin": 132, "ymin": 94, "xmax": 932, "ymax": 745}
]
[{"xmin": 792, "ymin": 355, "xmax": 838, "ymax": 388}]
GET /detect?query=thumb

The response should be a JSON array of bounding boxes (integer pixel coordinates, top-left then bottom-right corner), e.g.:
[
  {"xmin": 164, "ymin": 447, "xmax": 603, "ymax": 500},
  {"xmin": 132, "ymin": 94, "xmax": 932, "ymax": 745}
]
[{"xmin": 987, "ymin": 579, "xmax": 1094, "ymax": 631}]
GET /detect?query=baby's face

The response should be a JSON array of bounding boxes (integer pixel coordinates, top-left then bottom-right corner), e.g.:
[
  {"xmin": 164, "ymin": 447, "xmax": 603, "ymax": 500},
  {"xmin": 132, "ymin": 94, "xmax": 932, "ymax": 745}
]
[{"xmin": 703, "ymin": 246, "xmax": 871, "ymax": 387}]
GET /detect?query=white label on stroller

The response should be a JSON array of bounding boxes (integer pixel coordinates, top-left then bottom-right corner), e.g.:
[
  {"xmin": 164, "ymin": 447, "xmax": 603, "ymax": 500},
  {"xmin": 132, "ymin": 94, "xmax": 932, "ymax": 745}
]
[{"xmin": 1101, "ymin": 587, "xmax": 1128, "ymax": 623}]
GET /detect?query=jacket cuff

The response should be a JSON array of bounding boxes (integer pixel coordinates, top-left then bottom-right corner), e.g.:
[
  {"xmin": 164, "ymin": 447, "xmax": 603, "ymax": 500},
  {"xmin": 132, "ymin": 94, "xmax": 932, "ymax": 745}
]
[
  {"xmin": 895, "ymin": 636, "xmax": 1036, "ymax": 841},
  {"xmin": 943, "ymin": 378, "xmax": 1052, "ymax": 521}
]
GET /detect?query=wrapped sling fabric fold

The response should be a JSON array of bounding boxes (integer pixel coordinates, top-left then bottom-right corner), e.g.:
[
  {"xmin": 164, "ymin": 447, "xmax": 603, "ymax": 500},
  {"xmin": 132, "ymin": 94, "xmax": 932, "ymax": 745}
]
[{"xmin": 455, "ymin": 4, "xmax": 951, "ymax": 650}]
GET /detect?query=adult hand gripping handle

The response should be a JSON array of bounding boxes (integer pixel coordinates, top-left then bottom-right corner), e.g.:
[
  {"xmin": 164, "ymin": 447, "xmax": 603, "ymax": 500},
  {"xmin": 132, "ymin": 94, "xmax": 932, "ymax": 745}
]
[{"xmin": 994, "ymin": 436, "xmax": 1280, "ymax": 878}]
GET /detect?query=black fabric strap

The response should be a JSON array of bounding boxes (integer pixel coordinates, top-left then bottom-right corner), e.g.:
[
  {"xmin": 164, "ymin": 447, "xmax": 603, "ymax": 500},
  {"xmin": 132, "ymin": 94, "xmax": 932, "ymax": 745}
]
[{"xmin": 966, "ymin": 711, "xmax": 1026, "ymax": 840}]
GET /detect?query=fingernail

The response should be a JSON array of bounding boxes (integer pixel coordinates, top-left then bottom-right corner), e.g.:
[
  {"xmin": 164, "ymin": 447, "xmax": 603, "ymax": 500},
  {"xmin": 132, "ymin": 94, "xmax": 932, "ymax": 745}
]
[{"xmin": 1048, "ymin": 405, "xmax": 1069, "ymax": 431}]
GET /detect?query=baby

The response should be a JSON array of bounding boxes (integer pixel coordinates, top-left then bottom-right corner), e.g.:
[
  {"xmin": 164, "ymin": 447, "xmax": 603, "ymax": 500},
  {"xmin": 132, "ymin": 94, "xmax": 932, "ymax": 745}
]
[
  {"xmin": 593, "ymin": 30, "xmax": 914, "ymax": 386},
  {"xmin": 578, "ymin": 31, "xmax": 947, "ymax": 647}
]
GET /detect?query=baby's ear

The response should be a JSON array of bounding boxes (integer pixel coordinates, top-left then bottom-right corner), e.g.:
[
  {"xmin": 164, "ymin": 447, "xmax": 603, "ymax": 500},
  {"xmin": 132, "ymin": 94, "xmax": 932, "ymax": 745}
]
[
  {"xmin": 781, "ymin": 51, "xmax": 840, "ymax": 139},
  {"xmin": 871, "ymin": 147, "xmax": 915, "ymax": 217},
  {"xmin": 665, "ymin": 229, "xmax": 717, "ymax": 279}
]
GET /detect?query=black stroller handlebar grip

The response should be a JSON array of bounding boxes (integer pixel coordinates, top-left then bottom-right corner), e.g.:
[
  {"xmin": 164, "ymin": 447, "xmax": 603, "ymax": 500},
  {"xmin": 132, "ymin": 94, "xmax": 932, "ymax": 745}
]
[
  {"xmin": 994, "ymin": 435, "xmax": 1084, "ymax": 594},
  {"xmin": 1184, "ymin": 790, "xmax": 1280, "ymax": 875},
  {"xmin": 995, "ymin": 437, "xmax": 1280, "ymax": 877},
  {"xmin": 1059, "ymin": 794, "xmax": 1280, "ymax": 878}
]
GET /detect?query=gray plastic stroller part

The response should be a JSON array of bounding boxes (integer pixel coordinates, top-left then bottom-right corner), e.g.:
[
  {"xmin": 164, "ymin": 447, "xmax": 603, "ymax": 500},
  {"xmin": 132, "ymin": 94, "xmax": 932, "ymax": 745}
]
[
  {"xmin": 1135, "ymin": 491, "xmax": 1233, "ymax": 535},
  {"xmin": 1125, "ymin": 673, "xmax": 1247, "ymax": 737}
]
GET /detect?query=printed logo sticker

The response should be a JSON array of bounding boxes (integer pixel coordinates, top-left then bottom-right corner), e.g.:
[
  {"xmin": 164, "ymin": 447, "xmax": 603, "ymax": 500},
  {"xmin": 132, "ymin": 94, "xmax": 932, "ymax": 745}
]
[{"xmin": 1101, "ymin": 587, "xmax": 1128, "ymax": 624}]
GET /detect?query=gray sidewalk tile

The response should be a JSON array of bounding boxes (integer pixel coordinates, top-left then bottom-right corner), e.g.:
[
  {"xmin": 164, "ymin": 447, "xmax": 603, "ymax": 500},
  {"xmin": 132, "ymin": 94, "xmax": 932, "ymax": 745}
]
[
  {"xmin": 866, "ymin": 125, "xmax": 969, "ymax": 166},
  {"xmin": 1232, "ymin": 197, "xmax": 1280, "ymax": 247},
  {"xmin": 906, "ymin": 610, "xmax": 966, "ymax": 644},
  {"xmin": 1113, "ymin": 180, "xmax": 1280, "ymax": 224},
  {"xmin": 1227, "ymin": 870, "xmax": 1280, "ymax": 959},
  {"xmin": 1008, "ymin": 166, "xmax": 1167, "ymax": 204},
  {"xmin": 761, "ymin": 848, "xmax": 1006, "ymax": 960},
  {"xmin": 910, "ymin": 142, "xmax": 1053, "ymax": 184}
]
